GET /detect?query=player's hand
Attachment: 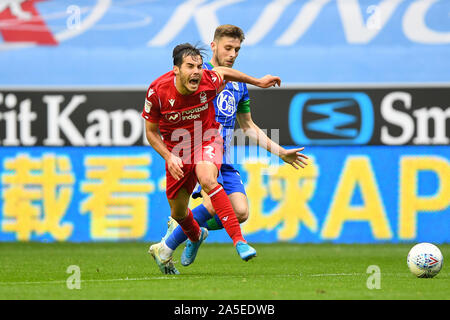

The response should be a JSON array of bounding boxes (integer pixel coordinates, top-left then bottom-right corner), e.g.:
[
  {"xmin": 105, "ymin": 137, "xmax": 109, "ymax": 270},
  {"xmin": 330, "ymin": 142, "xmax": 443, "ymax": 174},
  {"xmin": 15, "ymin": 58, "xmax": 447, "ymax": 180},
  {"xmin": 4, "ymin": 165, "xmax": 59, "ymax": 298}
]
[
  {"xmin": 167, "ymin": 154, "xmax": 184, "ymax": 180},
  {"xmin": 256, "ymin": 75, "xmax": 281, "ymax": 88},
  {"xmin": 280, "ymin": 147, "xmax": 309, "ymax": 169}
]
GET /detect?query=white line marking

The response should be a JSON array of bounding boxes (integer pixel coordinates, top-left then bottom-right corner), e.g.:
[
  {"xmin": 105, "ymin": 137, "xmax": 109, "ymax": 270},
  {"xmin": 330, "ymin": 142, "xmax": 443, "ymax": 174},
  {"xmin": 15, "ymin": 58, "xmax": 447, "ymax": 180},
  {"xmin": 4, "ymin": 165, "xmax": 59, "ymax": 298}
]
[
  {"xmin": 0, "ymin": 276, "xmax": 178, "ymax": 286},
  {"xmin": 2, "ymin": 271, "xmax": 435, "ymax": 286},
  {"xmin": 309, "ymin": 273, "xmax": 362, "ymax": 277}
]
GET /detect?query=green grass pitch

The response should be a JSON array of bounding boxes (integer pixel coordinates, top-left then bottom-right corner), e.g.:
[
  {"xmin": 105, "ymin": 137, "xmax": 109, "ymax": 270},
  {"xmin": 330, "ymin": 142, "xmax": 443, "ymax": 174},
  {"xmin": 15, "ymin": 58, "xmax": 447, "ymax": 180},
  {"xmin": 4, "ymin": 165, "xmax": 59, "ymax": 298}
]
[{"xmin": 0, "ymin": 242, "xmax": 448, "ymax": 300}]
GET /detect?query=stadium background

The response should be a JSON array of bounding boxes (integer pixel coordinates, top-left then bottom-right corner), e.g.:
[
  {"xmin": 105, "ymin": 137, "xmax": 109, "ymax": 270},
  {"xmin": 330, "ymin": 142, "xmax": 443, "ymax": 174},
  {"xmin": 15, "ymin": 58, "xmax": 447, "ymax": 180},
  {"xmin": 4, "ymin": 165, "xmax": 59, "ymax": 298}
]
[{"xmin": 0, "ymin": 0, "xmax": 449, "ymax": 245}]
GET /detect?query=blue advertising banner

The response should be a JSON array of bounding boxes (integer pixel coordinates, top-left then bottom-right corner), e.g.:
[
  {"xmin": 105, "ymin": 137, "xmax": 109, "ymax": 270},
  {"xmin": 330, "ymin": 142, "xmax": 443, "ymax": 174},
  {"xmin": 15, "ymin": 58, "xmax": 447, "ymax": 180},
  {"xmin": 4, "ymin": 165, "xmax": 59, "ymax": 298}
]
[
  {"xmin": 0, "ymin": 0, "xmax": 449, "ymax": 85},
  {"xmin": 1, "ymin": 146, "xmax": 449, "ymax": 243}
]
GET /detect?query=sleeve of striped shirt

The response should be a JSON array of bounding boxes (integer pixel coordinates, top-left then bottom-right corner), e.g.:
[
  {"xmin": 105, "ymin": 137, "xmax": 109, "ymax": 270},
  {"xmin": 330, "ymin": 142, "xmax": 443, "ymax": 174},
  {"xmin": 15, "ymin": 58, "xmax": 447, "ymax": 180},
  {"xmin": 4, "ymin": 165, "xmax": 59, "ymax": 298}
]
[{"xmin": 237, "ymin": 83, "xmax": 251, "ymax": 113}]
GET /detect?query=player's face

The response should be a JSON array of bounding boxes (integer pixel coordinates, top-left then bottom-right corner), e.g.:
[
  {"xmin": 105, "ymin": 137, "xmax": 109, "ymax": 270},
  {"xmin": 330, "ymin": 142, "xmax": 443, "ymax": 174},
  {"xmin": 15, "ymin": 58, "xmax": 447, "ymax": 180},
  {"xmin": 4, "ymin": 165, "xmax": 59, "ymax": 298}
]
[
  {"xmin": 211, "ymin": 36, "xmax": 241, "ymax": 67},
  {"xmin": 174, "ymin": 55, "xmax": 203, "ymax": 94}
]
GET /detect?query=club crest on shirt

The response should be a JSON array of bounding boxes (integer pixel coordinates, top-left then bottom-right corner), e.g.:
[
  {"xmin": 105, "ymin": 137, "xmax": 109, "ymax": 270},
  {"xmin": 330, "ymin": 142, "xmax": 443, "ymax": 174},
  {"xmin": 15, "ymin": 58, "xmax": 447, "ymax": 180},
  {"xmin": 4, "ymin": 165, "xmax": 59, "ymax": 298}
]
[
  {"xmin": 216, "ymin": 90, "xmax": 236, "ymax": 116},
  {"xmin": 200, "ymin": 91, "xmax": 207, "ymax": 104}
]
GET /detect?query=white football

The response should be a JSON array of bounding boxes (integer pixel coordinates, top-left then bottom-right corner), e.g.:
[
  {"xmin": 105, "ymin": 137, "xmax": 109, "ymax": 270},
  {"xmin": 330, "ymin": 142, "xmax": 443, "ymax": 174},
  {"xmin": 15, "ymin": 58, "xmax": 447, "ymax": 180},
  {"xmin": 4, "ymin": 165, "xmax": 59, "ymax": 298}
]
[{"xmin": 407, "ymin": 243, "xmax": 443, "ymax": 278}]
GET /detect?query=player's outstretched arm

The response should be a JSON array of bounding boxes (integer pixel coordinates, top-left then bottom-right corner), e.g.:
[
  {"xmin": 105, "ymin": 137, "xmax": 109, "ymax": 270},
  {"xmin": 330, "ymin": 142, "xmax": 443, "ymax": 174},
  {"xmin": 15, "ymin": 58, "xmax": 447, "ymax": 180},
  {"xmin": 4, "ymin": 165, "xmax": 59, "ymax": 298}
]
[
  {"xmin": 213, "ymin": 66, "xmax": 281, "ymax": 88},
  {"xmin": 236, "ymin": 112, "xmax": 308, "ymax": 169},
  {"xmin": 145, "ymin": 121, "xmax": 184, "ymax": 180}
]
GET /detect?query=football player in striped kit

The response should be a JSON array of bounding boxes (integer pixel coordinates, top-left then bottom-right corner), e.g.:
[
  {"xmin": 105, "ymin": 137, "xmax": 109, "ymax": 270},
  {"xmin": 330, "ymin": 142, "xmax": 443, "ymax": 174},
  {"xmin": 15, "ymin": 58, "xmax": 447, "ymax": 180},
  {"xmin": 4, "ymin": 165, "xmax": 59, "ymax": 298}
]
[{"xmin": 158, "ymin": 25, "xmax": 308, "ymax": 271}]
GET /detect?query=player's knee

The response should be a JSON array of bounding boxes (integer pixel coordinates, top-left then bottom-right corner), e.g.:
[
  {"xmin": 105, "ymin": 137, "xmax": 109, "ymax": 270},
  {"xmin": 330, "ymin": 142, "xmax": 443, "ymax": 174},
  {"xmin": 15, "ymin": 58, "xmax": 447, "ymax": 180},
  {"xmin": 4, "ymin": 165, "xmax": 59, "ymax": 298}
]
[
  {"xmin": 170, "ymin": 208, "xmax": 188, "ymax": 221},
  {"xmin": 234, "ymin": 206, "xmax": 249, "ymax": 224},
  {"xmin": 198, "ymin": 176, "xmax": 218, "ymax": 194}
]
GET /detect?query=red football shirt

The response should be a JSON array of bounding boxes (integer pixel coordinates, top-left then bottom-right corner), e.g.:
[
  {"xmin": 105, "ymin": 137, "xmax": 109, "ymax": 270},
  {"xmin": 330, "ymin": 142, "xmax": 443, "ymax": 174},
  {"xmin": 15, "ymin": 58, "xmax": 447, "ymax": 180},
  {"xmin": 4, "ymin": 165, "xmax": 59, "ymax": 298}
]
[{"xmin": 142, "ymin": 69, "xmax": 224, "ymax": 161}]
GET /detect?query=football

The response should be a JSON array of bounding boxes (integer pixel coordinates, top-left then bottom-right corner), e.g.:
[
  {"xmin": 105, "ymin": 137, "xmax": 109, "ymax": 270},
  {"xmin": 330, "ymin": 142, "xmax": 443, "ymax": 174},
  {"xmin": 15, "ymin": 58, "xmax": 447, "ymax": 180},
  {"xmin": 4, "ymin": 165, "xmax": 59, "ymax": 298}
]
[{"xmin": 407, "ymin": 243, "xmax": 443, "ymax": 278}]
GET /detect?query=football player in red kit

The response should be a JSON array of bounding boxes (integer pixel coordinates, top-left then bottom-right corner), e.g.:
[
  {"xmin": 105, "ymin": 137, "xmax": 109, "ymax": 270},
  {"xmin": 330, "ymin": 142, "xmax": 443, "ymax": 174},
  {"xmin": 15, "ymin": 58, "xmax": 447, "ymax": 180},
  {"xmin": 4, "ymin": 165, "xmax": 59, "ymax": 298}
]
[{"xmin": 143, "ymin": 43, "xmax": 280, "ymax": 274}]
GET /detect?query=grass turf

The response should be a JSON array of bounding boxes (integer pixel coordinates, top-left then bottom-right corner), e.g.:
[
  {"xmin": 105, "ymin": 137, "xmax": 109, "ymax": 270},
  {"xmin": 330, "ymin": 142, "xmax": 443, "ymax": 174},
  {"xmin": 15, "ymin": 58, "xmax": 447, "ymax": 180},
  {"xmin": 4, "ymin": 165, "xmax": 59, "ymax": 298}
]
[{"xmin": 0, "ymin": 242, "xmax": 448, "ymax": 300}]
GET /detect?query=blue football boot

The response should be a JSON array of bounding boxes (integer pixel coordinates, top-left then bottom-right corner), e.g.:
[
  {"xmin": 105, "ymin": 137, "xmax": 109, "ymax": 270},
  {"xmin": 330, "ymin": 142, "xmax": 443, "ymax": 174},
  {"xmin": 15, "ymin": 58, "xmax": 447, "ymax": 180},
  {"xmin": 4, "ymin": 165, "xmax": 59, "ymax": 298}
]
[
  {"xmin": 235, "ymin": 241, "xmax": 257, "ymax": 261},
  {"xmin": 181, "ymin": 228, "xmax": 208, "ymax": 266}
]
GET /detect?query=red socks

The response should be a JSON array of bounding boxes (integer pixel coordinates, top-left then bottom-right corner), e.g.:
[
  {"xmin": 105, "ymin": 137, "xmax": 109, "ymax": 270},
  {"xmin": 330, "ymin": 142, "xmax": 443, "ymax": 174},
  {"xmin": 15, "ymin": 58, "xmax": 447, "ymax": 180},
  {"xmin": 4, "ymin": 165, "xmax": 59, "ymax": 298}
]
[
  {"xmin": 175, "ymin": 209, "xmax": 201, "ymax": 242},
  {"xmin": 207, "ymin": 184, "xmax": 245, "ymax": 246},
  {"xmin": 175, "ymin": 185, "xmax": 246, "ymax": 245}
]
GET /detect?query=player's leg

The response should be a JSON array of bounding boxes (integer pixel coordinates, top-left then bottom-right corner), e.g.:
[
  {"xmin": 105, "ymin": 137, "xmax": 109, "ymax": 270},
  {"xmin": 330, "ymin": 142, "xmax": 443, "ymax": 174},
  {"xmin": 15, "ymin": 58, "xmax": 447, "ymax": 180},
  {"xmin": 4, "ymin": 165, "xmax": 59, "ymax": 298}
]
[
  {"xmin": 164, "ymin": 151, "xmax": 255, "ymax": 262},
  {"xmin": 195, "ymin": 161, "xmax": 256, "ymax": 261},
  {"xmin": 165, "ymin": 164, "xmax": 247, "ymax": 245},
  {"xmin": 203, "ymin": 191, "xmax": 249, "ymax": 230},
  {"xmin": 163, "ymin": 187, "xmax": 213, "ymax": 253},
  {"xmin": 203, "ymin": 164, "xmax": 249, "ymax": 229},
  {"xmin": 171, "ymin": 191, "xmax": 248, "ymax": 265},
  {"xmin": 183, "ymin": 192, "xmax": 253, "ymax": 264},
  {"xmin": 229, "ymin": 192, "xmax": 249, "ymax": 222},
  {"xmin": 195, "ymin": 161, "xmax": 246, "ymax": 244},
  {"xmin": 149, "ymin": 178, "xmax": 208, "ymax": 274},
  {"xmin": 196, "ymin": 161, "xmax": 256, "ymax": 261},
  {"xmin": 168, "ymin": 188, "xmax": 204, "ymax": 242},
  {"xmin": 149, "ymin": 188, "xmax": 191, "ymax": 275}
]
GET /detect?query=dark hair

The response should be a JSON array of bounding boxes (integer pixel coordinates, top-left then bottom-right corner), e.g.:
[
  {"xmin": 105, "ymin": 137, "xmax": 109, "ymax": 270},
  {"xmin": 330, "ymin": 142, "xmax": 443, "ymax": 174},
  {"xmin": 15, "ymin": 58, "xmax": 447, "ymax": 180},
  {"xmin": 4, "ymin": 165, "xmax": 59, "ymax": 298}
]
[
  {"xmin": 172, "ymin": 43, "xmax": 206, "ymax": 67},
  {"xmin": 214, "ymin": 24, "xmax": 245, "ymax": 42}
]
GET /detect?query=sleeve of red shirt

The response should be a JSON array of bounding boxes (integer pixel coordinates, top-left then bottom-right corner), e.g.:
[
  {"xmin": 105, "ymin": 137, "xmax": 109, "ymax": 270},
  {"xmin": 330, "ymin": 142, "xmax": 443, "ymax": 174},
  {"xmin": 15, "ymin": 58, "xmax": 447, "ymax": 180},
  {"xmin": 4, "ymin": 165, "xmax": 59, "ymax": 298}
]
[
  {"xmin": 205, "ymin": 69, "xmax": 225, "ymax": 93},
  {"xmin": 142, "ymin": 85, "xmax": 161, "ymax": 123}
]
